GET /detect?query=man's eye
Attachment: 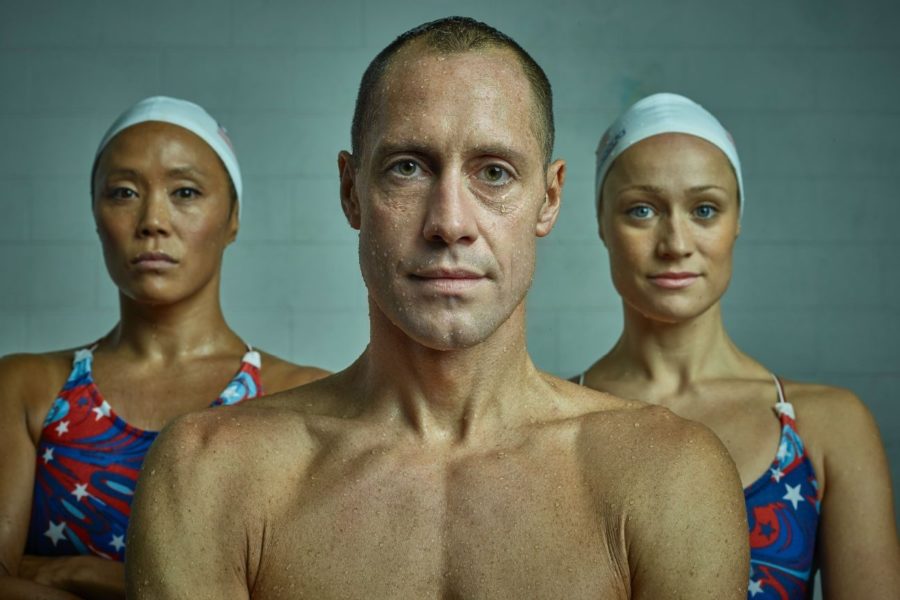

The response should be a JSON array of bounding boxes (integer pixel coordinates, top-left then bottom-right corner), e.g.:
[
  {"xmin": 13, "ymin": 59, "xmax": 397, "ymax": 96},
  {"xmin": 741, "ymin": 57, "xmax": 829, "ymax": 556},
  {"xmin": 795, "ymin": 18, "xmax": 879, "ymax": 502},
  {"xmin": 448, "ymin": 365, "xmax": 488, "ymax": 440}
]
[
  {"xmin": 390, "ymin": 160, "xmax": 420, "ymax": 177},
  {"xmin": 627, "ymin": 205, "xmax": 655, "ymax": 219},
  {"xmin": 694, "ymin": 204, "xmax": 718, "ymax": 219},
  {"xmin": 481, "ymin": 165, "xmax": 510, "ymax": 184}
]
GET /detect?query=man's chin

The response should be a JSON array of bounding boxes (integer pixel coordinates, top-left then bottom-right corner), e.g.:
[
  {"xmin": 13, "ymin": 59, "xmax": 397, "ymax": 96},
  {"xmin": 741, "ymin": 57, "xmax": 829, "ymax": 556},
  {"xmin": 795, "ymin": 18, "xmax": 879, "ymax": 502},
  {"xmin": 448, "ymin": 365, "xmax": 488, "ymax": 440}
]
[{"xmin": 397, "ymin": 315, "xmax": 498, "ymax": 352}]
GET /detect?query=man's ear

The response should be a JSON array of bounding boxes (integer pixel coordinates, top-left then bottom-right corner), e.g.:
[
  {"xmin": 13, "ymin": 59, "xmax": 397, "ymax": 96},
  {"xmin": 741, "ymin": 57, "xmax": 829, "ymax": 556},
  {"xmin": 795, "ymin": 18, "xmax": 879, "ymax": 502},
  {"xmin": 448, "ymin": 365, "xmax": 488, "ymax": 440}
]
[
  {"xmin": 536, "ymin": 159, "xmax": 565, "ymax": 237},
  {"xmin": 338, "ymin": 150, "xmax": 361, "ymax": 230}
]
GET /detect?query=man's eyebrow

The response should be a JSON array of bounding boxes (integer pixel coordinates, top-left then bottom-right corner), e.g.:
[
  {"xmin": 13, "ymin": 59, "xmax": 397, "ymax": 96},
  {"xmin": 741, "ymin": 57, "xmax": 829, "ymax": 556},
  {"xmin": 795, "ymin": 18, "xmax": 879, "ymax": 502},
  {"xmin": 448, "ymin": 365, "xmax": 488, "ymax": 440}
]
[
  {"xmin": 373, "ymin": 141, "xmax": 532, "ymax": 165},
  {"xmin": 469, "ymin": 143, "xmax": 530, "ymax": 165},
  {"xmin": 373, "ymin": 141, "xmax": 435, "ymax": 159}
]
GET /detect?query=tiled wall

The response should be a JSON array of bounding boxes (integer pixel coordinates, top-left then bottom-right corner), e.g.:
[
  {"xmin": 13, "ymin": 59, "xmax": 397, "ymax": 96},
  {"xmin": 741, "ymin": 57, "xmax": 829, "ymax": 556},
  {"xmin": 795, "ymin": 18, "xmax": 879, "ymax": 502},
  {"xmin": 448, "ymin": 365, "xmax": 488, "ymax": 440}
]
[{"xmin": 1, "ymin": 0, "xmax": 898, "ymax": 564}]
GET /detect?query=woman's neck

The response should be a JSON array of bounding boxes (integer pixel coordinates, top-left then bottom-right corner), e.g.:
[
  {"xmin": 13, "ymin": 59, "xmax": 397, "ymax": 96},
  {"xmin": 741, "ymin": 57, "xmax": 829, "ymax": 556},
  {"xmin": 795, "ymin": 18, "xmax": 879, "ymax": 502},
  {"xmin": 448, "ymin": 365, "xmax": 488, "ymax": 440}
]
[
  {"xmin": 594, "ymin": 301, "xmax": 753, "ymax": 395},
  {"xmin": 101, "ymin": 283, "xmax": 243, "ymax": 362}
]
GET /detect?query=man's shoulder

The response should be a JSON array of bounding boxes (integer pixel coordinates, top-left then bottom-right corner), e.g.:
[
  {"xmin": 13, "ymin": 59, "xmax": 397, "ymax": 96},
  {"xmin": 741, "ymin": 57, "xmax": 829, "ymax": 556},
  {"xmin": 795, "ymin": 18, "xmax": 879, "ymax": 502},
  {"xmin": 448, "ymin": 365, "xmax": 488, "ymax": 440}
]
[
  {"xmin": 154, "ymin": 376, "xmax": 345, "ymax": 471},
  {"xmin": 568, "ymin": 385, "xmax": 737, "ymax": 496}
]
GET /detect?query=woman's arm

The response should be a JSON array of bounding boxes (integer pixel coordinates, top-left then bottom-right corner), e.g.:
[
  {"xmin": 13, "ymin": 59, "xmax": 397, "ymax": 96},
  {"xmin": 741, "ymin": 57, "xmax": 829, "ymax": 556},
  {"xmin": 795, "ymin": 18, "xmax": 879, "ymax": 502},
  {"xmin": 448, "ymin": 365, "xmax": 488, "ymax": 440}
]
[
  {"xmin": 810, "ymin": 388, "xmax": 900, "ymax": 598},
  {"xmin": 0, "ymin": 354, "xmax": 125, "ymax": 600},
  {"xmin": 19, "ymin": 554, "xmax": 124, "ymax": 600}
]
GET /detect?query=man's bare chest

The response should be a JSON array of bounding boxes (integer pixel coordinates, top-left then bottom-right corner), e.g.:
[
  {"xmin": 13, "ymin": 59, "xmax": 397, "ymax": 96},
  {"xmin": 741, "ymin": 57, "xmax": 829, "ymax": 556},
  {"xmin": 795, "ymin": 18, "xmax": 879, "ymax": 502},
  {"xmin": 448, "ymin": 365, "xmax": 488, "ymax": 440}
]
[{"xmin": 250, "ymin": 443, "xmax": 629, "ymax": 599}]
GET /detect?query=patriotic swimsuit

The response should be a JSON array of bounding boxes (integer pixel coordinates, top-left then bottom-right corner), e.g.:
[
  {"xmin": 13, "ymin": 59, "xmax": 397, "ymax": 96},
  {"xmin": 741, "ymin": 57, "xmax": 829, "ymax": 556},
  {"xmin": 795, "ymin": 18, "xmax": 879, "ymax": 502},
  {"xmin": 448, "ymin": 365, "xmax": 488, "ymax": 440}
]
[
  {"xmin": 577, "ymin": 373, "xmax": 820, "ymax": 600},
  {"xmin": 744, "ymin": 377, "xmax": 819, "ymax": 599},
  {"xmin": 25, "ymin": 346, "xmax": 263, "ymax": 560}
]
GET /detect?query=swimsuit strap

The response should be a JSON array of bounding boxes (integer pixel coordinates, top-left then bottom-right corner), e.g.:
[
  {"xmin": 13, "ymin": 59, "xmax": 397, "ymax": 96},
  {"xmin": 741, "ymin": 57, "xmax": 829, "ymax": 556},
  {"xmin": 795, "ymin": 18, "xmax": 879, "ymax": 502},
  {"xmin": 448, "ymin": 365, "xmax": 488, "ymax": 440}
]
[{"xmin": 771, "ymin": 373, "xmax": 796, "ymax": 420}]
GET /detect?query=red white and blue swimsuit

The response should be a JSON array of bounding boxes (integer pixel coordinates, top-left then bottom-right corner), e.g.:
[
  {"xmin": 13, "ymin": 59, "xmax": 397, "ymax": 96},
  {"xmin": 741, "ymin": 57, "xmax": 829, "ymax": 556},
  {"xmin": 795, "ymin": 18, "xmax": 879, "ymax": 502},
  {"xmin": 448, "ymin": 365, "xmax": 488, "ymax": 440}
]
[
  {"xmin": 25, "ymin": 346, "xmax": 263, "ymax": 560},
  {"xmin": 744, "ymin": 376, "xmax": 819, "ymax": 599}
]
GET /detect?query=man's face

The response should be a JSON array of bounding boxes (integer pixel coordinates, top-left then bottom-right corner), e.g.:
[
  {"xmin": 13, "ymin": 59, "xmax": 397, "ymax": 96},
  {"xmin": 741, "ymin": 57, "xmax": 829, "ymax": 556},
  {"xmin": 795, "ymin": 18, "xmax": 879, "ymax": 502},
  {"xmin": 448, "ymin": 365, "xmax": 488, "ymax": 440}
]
[{"xmin": 341, "ymin": 47, "xmax": 563, "ymax": 350}]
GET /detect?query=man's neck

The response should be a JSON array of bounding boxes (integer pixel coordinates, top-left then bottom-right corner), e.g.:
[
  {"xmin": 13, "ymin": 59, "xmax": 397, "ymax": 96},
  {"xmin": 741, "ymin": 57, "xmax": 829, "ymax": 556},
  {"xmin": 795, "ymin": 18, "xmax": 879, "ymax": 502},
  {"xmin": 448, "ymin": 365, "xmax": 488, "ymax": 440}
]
[{"xmin": 352, "ymin": 300, "xmax": 544, "ymax": 444}]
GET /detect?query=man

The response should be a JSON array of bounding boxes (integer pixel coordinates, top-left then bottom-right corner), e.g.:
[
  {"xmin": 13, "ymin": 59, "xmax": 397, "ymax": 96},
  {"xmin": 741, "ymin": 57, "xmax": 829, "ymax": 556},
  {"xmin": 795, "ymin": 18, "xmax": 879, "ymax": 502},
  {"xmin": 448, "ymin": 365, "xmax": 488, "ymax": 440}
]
[{"xmin": 127, "ymin": 17, "xmax": 749, "ymax": 599}]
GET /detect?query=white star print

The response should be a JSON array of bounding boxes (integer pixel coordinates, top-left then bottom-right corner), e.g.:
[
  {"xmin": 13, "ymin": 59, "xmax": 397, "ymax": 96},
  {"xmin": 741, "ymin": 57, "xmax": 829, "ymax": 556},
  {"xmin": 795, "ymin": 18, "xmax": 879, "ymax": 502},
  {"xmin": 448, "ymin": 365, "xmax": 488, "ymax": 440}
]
[
  {"xmin": 44, "ymin": 521, "xmax": 66, "ymax": 546},
  {"xmin": 769, "ymin": 467, "xmax": 784, "ymax": 482},
  {"xmin": 54, "ymin": 420, "xmax": 69, "ymax": 437},
  {"xmin": 110, "ymin": 534, "xmax": 125, "ymax": 552},
  {"xmin": 42, "ymin": 447, "xmax": 54, "ymax": 464},
  {"xmin": 748, "ymin": 579, "xmax": 763, "ymax": 596},
  {"xmin": 92, "ymin": 400, "xmax": 111, "ymax": 421},
  {"xmin": 72, "ymin": 483, "xmax": 89, "ymax": 502},
  {"xmin": 783, "ymin": 483, "xmax": 804, "ymax": 510}
]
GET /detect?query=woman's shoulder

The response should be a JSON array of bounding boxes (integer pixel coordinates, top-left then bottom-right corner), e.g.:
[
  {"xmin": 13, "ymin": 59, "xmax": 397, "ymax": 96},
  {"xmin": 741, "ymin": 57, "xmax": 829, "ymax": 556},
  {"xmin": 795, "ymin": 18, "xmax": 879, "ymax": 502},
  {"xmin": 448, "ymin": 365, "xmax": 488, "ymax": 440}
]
[
  {"xmin": 0, "ymin": 348, "xmax": 82, "ymax": 433},
  {"xmin": 255, "ymin": 350, "xmax": 330, "ymax": 395},
  {"xmin": 781, "ymin": 379, "xmax": 867, "ymax": 420},
  {"xmin": 781, "ymin": 378, "xmax": 880, "ymax": 455},
  {"xmin": 0, "ymin": 348, "xmax": 77, "ymax": 397}
]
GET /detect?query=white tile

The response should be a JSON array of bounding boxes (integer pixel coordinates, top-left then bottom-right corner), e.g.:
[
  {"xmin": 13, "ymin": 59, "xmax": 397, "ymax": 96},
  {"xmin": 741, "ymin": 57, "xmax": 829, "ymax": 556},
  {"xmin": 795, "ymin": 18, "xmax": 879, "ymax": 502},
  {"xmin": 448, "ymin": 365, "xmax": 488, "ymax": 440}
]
[
  {"xmin": 225, "ymin": 308, "xmax": 294, "ymax": 361},
  {"xmin": 816, "ymin": 51, "xmax": 900, "ymax": 111},
  {"xmin": 546, "ymin": 48, "xmax": 687, "ymax": 112},
  {"xmin": 291, "ymin": 178, "xmax": 357, "ymax": 243},
  {"xmin": 221, "ymin": 242, "xmax": 366, "ymax": 310},
  {"xmin": 556, "ymin": 308, "xmax": 623, "ymax": 377},
  {"xmin": 530, "ymin": 242, "xmax": 617, "ymax": 310},
  {"xmin": 160, "ymin": 48, "xmax": 365, "ymax": 115},
  {"xmin": 94, "ymin": 0, "xmax": 233, "ymax": 46},
  {"xmin": 0, "ymin": 311, "xmax": 27, "ymax": 356},
  {"xmin": 0, "ymin": 51, "xmax": 31, "ymax": 112},
  {"xmin": 0, "ymin": 115, "xmax": 105, "ymax": 177},
  {"xmin": 292, "ymin": 308, "xmax": 370, "ymax": 373},
  {"xmin": 0, "ymin": 178, "xmax": 31, "ymax": 241},
  {"xmin": 29, "ymin": 51, "xmax": 160, "ymax": 114},
  {"xmin": 233, "ymin": 0, "xmax": 364, "ymax": 48},
  {"xmin": 0, "ymin": 1, "xmax": 101, "ymax": 48},
  {"xmin": 25, "ymin": 308, "xmax": 117, "ymax": 353},
  {"xmin": 680, "ymin": 50, "xmax": 816, "ymax": 111},
  {"xmin": 31, "ymin": 177, "xmax": 96, "ymax": 242},
  {"xmin": 223, "ymin": 113, "xmax": 349, "ymax": 178},
  {"xmin": 814, "ymin": 309, "xmax": 900, "ymax": 373},
  {"xmin": 527, "ymin": 308, "xmax": 559, "ymax": 375}
]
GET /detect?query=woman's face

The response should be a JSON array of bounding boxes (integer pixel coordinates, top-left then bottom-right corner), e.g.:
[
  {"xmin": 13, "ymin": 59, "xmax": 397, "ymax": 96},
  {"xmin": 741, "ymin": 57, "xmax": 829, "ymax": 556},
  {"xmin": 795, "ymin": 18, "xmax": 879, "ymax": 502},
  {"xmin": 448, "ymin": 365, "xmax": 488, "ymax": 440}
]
[
  {"xmin": 599, "ymin": 133, "xmax": 740, "ymax": 324},
  {"xmin": 92, "ymin": 121, "xmax": 238, "ymax": 306}
]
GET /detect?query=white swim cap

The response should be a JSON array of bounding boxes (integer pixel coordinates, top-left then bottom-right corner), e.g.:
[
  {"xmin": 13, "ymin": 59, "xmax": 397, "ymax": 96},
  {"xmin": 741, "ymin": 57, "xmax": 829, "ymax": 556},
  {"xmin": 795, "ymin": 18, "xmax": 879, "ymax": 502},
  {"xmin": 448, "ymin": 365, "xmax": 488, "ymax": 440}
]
[
  {"xmin": 94, "ymin": 96, "xmax": 243, "ymax": 215},
  {"xmin": 594, "ymin": 92, "xmax": 744, "ymax": 219}
]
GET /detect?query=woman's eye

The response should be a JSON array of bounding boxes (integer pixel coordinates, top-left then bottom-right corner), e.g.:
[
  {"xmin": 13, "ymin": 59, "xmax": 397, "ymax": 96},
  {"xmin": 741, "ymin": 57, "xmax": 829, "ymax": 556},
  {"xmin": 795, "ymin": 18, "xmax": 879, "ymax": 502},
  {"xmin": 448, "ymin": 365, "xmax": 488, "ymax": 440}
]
[
  {"xmin": 174, "ymin": 187, "xmax": 201, "ymax": 199},
  {"xmin": 480, "ymin": 165, "xmax": 511, "ymax": 185},
  {"xmin": 108, "ymin": 187, "xmax": 137, "ymax": 200},
  {"xmin": 694, "ymin": 204, "xmax": 718, "ymax": 219},
  {"xmin": 626, "ymin": 205, "xmax": 655, "ymax": 219},
  {"xmin": 390, "ymin": 160, "xmax": 421, "ymax": 177}
]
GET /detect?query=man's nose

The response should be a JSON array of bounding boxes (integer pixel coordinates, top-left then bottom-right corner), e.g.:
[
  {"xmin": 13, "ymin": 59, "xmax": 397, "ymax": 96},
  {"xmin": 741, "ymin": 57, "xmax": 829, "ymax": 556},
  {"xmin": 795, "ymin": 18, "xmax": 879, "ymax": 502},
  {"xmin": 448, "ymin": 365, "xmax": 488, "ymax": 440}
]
[{"xmin": 422, "ymin": 172, "xmax": 479, "ymax": 245}]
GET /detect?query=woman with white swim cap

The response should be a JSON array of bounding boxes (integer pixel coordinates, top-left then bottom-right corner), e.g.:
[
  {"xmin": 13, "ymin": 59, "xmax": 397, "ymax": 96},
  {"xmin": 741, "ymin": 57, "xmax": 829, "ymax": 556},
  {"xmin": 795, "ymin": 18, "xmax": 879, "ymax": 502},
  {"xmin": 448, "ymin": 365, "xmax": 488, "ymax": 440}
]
[
  {"xmin": 0, "ymin": 96, "xmax": 328, "ymax": 598},
  {"xmin": 578, "ymin": 92, "xmax": 899, "ymax": 599}
]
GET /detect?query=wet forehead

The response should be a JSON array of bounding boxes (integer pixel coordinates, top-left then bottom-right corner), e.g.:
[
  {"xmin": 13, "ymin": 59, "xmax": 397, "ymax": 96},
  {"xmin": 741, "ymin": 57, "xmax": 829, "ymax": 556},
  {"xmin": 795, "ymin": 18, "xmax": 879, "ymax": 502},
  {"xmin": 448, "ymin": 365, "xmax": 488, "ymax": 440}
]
[{"xmin": 369, "ymin": 47, "xmax": 542, "ymax": 161}]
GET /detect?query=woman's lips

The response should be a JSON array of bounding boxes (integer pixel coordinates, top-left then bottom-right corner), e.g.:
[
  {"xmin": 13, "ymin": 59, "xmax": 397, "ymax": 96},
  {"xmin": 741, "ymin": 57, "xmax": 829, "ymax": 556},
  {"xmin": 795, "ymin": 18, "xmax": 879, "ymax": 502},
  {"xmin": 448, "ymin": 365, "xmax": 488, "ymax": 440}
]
[
  {"xmin": 132, "ymin": 252, "xmax": 178, "ymax": 271},
  {"xmin": 648, "ymin": 272, "xmax": 699, "ymax": 289}
]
